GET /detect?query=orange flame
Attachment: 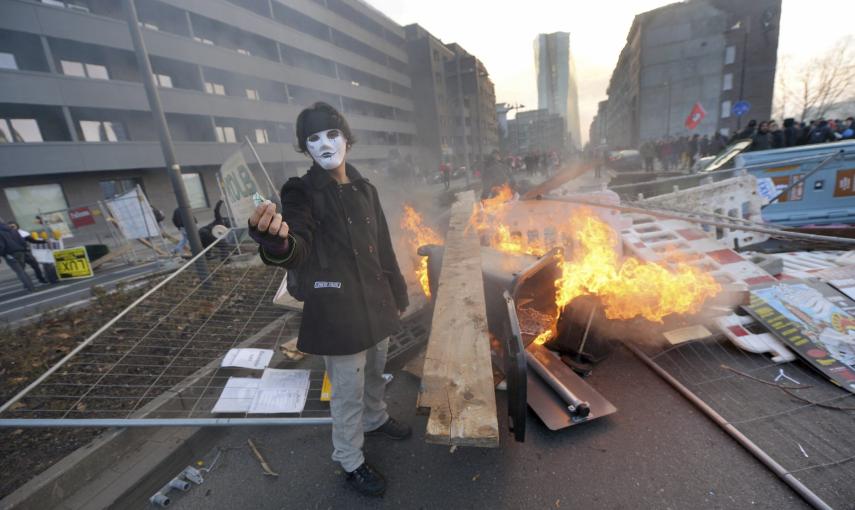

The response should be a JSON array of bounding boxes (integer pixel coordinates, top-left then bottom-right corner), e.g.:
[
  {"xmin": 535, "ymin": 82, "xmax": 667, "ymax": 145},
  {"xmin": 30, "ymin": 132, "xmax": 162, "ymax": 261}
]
[
  {"xmin": 400, "ymin": 204, "xmax": 443, "ymax": 297},
  {"xmin": 554, "ymin": 214, "xmax": 720, "ymax": 322}
]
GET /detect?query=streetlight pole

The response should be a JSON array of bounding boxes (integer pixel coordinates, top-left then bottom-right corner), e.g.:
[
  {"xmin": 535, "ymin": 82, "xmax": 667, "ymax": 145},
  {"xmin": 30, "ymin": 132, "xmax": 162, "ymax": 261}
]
[
  {"xmin": 124, "ymin": 0, "xmax": 204, "ymax": 257},
  {"xmin": 736, "ymin": 24, "xmax": 749, "ymax": 131}
]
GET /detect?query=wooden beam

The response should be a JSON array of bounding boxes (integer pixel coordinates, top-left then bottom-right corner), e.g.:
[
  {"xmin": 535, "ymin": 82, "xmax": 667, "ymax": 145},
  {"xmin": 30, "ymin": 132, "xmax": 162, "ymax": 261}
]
[{"xmin": 418, "ymin": 190, "xmax": 499, "ymax": 448}]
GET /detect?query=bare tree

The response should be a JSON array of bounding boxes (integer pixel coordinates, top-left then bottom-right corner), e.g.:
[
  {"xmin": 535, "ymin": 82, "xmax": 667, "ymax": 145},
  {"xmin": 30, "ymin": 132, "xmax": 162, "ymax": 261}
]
[{"xmin": 774, "ymin": 36, "xmax": 855, "ymax": 121}]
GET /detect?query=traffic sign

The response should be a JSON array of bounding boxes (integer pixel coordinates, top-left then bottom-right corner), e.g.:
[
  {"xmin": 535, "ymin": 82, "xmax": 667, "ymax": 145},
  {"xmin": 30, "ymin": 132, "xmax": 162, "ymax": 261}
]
[
  {"xmin": 52, "ymin": 246, "xmax": 93, "ymax": 280},
  {"xmin": 732, "ymin": 100, "xmax": 751, "ymax": 117}
]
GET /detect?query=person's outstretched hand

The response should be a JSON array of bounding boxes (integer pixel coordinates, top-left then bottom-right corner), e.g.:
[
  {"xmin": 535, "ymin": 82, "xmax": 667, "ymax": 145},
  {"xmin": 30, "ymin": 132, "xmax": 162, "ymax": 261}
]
[{"xmin": 248, "ymin": 202, "xmax": 290, "ymax": 254}]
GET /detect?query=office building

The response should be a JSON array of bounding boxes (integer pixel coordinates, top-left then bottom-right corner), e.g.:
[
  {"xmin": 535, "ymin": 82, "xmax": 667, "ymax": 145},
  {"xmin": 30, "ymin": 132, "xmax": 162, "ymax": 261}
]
[
  {"xmin": 598, "ymin": 0, "xmax": 781, "ymax": 149},
  {"xmin": 0, "ymin": 0, "xmax": 417, "ymax": 229},
  {"xmin": 534, "ymin": 31, "xmax": 581, "ymax": 150}
]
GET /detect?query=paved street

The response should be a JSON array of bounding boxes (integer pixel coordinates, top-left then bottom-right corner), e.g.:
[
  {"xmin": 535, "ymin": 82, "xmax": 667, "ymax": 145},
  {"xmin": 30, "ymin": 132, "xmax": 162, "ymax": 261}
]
[
  {"xmin": 165, "ymin": 344, "xmax": 807, "ymax": 510},
  {"xmin": 0, "ymin": 260, "xmax": 177, "ymax": 326}
]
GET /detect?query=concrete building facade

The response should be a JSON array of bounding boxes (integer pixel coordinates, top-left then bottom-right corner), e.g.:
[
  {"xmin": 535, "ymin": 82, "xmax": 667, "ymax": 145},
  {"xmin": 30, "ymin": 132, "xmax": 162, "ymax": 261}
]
[
  {"xmin": 402, "ymin": 23, "xmax": 454, "ymax": 177},
  {"xmin": 444, "ymin": 42, "xmax": 498, "ymax": 170},
  {"xmin": 0, "ymin": 0, "xmax": 417, "ymax": 229},
  {"xmin": 505, "ymin": 108, "xmax": 565, "ymax": 156},
  {"xmin": 534, "ymin": 32, "xmax": 581, "ymax": 150},
  {"xmin": 597, "ymin": 0, "xmax": 781, "ymax": 149}
]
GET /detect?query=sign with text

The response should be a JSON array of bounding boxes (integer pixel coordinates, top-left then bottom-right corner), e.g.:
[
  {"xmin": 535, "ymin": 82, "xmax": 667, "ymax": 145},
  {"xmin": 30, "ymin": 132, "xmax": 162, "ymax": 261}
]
[
  {"xmin": 743, "ymin": 281, "xmax": 855, "ymax": 394},
  {"xmin": 52, "ymin": 246, "xmax": 93, "ymax": 280},
  {"xmin": 69, "ymin": 207, "xmax": 96, "ymax": 228},
  {"xmin": 219, "ymin": 150, "xmax": 261, "ymax": 228}
]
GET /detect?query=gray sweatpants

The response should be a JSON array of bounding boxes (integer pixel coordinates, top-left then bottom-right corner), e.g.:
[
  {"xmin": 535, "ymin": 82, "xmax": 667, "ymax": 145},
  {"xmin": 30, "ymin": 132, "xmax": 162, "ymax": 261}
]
[{"xmin": 323, "ymin": 338, "xmax": 390, "ymax": 472}]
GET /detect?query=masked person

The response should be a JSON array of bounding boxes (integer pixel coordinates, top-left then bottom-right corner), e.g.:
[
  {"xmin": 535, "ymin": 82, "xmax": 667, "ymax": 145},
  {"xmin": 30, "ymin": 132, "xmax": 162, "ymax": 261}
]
[{"xmin": 248, "ymin": 102, "xmax": 410, "ymax": 497}]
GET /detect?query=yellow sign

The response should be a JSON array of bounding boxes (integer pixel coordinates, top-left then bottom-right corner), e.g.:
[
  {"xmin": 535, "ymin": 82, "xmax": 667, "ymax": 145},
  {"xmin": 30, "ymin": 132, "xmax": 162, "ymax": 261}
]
[{"xmin": 52, "ymin": 247, "xmax": 93, "ymax": 279}]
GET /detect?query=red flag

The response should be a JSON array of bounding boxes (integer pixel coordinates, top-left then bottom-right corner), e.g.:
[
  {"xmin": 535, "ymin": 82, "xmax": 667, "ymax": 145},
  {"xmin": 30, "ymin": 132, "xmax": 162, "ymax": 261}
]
[{"xmin": 684, "ymin": 102, "xmax": 706, "ymax": 130}]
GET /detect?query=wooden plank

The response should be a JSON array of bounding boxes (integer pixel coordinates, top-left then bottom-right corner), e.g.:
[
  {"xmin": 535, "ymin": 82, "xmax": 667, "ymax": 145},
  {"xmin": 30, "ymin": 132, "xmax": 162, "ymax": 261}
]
[{"xmin": 418, "ymin": 190, "xmax": 499, "ymax": 447}]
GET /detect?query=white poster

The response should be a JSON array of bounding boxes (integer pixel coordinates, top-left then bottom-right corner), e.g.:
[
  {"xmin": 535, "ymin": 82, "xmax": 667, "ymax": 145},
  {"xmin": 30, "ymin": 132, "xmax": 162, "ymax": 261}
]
[
  {"xmin": 219, "ymin": 149, "xmax": 261, "ymax": 228},
  {"xmin": 105, "ymin": 187, "xmax": 160, "ymax": 240}
]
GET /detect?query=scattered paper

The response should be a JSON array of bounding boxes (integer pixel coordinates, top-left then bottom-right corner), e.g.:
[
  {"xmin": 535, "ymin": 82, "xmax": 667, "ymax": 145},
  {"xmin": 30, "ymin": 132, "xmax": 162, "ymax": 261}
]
[
  {"xmin": 212, "ymin": 378, "xmax": 260, "ymax": 414},
  {"xmin": 248, "ymin": 369, "xmax": 310, "ymax": 414},
  {"xmin": 663, "ymin": 325, "xmax": 712, "ymax": 345},
  {"xmin": 221, "ymin": 348, "xmax": 274, "ymax": 370}
]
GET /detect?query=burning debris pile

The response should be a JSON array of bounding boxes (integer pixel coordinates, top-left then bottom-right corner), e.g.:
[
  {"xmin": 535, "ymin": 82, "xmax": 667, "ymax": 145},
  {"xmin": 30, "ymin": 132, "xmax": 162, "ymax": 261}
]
[{"xmin": 401, "ymin": 185, "xmax": 721, "ymax": 340}]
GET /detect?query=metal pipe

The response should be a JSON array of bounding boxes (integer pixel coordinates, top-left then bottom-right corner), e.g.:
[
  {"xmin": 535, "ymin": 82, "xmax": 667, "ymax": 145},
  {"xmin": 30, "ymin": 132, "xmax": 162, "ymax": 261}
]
[
  {"xmin": 0, "ymin": 234, "xmax": 230, "ymax": 416},
  {"xmin": 545, "ymin": 195, "xmax": 855, "ymax": 246},
  {"xmin": 525, "ymin": 347, "xmax": 590, "ymax": 417},
  {"xmin": 124, "ymin": 0, "xmax": 204, "ymax": 258},
  {"xmin": 0, "ymin": 417, "xmax": 333, "ymax": 428},
  {"xmin": 623, "ymin": 341, "xmax": 832, "ymax": 510},
  {"xmin": 607, "ymin": 152, "xmax": 838, "ymax": 192}
]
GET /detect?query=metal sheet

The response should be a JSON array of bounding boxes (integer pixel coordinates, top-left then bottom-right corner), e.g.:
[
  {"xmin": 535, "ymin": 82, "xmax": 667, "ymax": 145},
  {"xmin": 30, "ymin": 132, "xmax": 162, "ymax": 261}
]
[{"xmin": 526, "ymin": 344, "xmax": 617, "ymax": 431}]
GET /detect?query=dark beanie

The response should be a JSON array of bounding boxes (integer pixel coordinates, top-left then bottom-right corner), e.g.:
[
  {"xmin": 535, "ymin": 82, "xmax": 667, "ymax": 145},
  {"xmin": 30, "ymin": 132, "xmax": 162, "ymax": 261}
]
[{"xmin": 295, "ymin": 102, "xmax": 353, "ymax": 153}]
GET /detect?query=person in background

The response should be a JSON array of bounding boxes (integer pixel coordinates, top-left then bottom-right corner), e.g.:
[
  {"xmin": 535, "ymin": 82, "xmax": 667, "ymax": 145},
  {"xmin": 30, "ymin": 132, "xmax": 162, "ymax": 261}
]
[
  {"xmin": 751, "ymin": 121, "xmax": 772, "ymax": 151},
  {"xmin": 8, "ymin": 222, "xmax": 47, "ymax": 284},
  {"xmin": 769, "ymin": 121, "xmax": 784, "ymax": 149},
  {"xmin": 171, "ymin": 208, "xmax": 197, "ymax": 256},
  {"xmin": 0, "ymin": 221, "xmax": 35, "ymax": 292},
  {"xmin": 439, "ymin": 160, "xmax": 451, "ymax": 190},
  {"xmin": 640, "ymin": 140, "xmax": 656, "ymax": 172}
]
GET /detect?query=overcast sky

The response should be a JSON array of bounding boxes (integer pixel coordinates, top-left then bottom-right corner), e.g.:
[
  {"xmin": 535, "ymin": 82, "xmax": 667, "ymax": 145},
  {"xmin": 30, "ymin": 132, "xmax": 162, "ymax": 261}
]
[{"xmin": 366, "ymin": 0, "xmax": 855, "ymax": 144}]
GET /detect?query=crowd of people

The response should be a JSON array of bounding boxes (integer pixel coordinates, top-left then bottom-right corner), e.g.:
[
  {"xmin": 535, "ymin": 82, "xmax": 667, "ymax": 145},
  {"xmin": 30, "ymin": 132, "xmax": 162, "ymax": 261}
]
[{"xmin": 639, "ymin": 116, "xmax": 855, "ymax": 172}]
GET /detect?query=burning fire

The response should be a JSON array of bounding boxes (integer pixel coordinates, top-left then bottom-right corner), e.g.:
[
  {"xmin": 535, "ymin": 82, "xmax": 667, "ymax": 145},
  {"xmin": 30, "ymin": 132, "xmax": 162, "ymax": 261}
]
[
  {"xmin": 471, "ymin": 184, "xmax": 548, "ymax": 256},
  {"xmin": 554, "ymin": 214, "xmax": 720, "ymax": 322},
  {"xmin": 400, "ymin": 205, "xmax": 443, "ymax": 297}
]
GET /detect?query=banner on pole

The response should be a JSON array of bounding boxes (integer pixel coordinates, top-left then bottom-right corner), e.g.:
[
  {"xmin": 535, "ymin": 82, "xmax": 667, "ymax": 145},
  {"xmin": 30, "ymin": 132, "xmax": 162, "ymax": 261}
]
[
  {"xmin": 219, "ymin": 149, "xmax": 261, "ymax": 227},
  {"xmin": 684, "ymin": 102, "xmax": 707, "ymax": 130}
]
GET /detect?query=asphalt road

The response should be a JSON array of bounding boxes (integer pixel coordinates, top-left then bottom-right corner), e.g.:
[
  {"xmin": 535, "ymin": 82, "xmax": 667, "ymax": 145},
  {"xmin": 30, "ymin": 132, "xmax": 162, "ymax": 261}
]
[
  {"xmin": 0, "ymin": 260, "xmax": 174, "ymax": 326},
  {"xmin": 164, "ymin": 343, "xmax": 808, "ymax": 510}
]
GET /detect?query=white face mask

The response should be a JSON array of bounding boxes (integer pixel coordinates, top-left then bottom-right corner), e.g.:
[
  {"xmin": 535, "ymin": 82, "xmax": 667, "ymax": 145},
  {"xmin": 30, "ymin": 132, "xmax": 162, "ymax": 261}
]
[{"xmin": 306, "ymin": 129, "xmax": 347, "ymax": 170}]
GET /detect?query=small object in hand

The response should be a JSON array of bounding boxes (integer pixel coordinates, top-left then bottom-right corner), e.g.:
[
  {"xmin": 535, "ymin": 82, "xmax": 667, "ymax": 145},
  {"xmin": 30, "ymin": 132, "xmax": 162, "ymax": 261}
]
[{"xmin": 252, "ymin": 192, "xmax": 266, "ymax": 207}]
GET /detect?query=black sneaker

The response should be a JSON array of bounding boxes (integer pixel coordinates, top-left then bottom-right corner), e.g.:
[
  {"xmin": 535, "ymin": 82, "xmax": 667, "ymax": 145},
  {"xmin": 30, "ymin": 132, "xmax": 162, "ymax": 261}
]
[
  {"xmin": 346, "ymin": 463, "xmax": 385, "ymax": 497},
  {"xmin": 366, "ymin": 417, "xmax": 412, "ymax": 440}
]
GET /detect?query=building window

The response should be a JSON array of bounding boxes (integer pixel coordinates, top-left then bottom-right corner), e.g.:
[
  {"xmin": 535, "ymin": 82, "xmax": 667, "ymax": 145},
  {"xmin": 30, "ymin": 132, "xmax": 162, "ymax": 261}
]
[
  {"xmin": 725, "ymin": 46, "xmax": 735, "ymax": 65},
  {"xmin": 721, "ymin": 100, "xmax": 732, "ymax": 119},
  {"xmin": 0, "ymin": 52, "xmax": 18, "ymax": 70},
  {"xmin": 205, "ymin": 81, "xmax": 226, "ymax": 95},
  {"xmin": 723, "ymin": 73, "xmax": 733, "ymax": 91},
  {"xmin": 99, "ymin": 178, "xmax": 143, "ymax": 199},
  {"xmin": 0, "ymin": 118, "xmax": 43, "ymax": 143},
  {"xmin": 215, "ymin": 126, "xmax": 237, "ymax": 143},
  {"xmin": 246, "ymin": 88, "xmax": 260, "ymax": 100},
  {"xmin": 181, "ymin": 173, "xmax": 208, "ymax": 209},
  {"xmin": 155, "ymin": 73, "xmax": 173, "ymax": 88},
  {"xmin": 79, "ymin": 120, "xmax": 127, "ymax": 142},
  {"xmin": 61, "ymin": 60, "xmax": 109, "ymax": 80},
  {"xmin": 255, "ymin": 128, "xmax": 269, "ymax": 144},
  {"xmin": 193, "ymin": 36, "xmax": 214, "ymax": 46},
  {"xmin": 41, "ymin": 0, "xmax": 89, "ymax": 11},
  {"xmin": 4, "ymin": 183, "xmax": 68, "ymax": 231}
]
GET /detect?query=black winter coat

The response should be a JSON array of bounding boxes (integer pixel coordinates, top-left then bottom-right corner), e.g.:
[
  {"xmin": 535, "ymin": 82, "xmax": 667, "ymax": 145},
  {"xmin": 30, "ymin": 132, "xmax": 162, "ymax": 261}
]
[
  {"xmin": 257, "ymin": 163, "xmax": 408, "ymax": 356},
  {"xmin": 0, "ymin": 223, "xmax": 27, "ymax": 256}
]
